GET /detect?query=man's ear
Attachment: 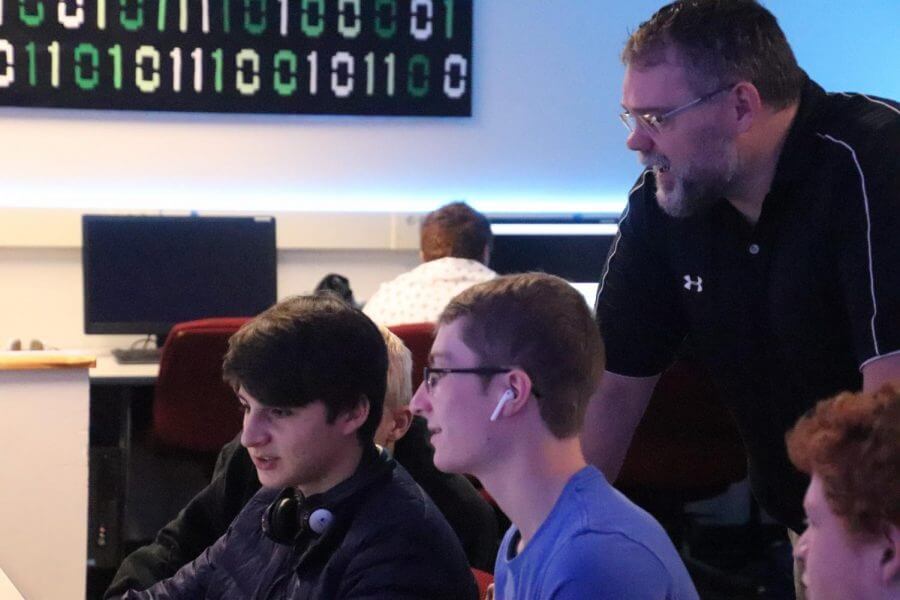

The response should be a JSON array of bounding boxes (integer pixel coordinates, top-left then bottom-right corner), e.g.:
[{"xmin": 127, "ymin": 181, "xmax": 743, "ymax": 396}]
[
  {"xmin": 880, "ymin": 524, "xmax": 900, "ymax": 585},
  {"xmin": 731, "ymin": 80, "xmax": 762, "ymax": 133},
  {"xmin": 384, "ymin": 407, "xmax": 414, "ymax": 446},
  {"xmin": 339, "ymin": 396, "xmax": 371, "ymax": 435},
  {"xmin": 497, "ymin": 370, "xmax": 534, "ymax": 419}
]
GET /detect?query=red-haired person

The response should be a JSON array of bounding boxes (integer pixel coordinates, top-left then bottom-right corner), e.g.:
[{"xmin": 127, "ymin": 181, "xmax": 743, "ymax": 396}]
[{"xmin": 786, "ymin": 386, "xmax": 900, "ymax": 600}]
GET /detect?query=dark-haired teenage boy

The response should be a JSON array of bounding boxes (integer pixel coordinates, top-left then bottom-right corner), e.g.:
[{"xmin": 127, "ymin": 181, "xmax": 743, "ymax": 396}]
[{"xmin": 116, "ymin": 295, "xmax": 476, "ymax": 599}]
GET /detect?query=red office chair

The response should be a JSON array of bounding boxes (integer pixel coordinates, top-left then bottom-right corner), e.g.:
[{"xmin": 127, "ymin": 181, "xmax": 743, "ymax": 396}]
[
  {"xmin": 615, "ymin": 357, "xmax": 755, "ymax": 594},
  {"xmin": 386, "ymin": 322, "xmax": 435, "ymax": 390},
  {"xmin": 471, "ymin": 568, "xmax": 494, "ymax": 600},
  {"xmin": 152, "ymin": 317, "xmax": 251, "ymax": 454},
  {"xmin": 616, "ymin": 358, "xmax": 746, "ymax": 491}
]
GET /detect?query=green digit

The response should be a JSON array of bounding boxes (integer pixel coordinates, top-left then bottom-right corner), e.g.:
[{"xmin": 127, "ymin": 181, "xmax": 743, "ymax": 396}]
[
  {"xmin": 273, "ymin": 50, "xmax": 297, "ymax": 96},
  {"xmin": 108, "ymin": 44, "xmax": 122, "ymax": 89},
  {"xmin": 120, "ymin": 0, "xmax": 144, "ymax": 31},
  {"xmin": 157, "ymin": 0, "xmax": 166, "ymax": 31},
  {"xmin": 222, "ymin": 0, "xmax": 230, "ymax": 32},
  {"xmin": 384, "ymin": 52, "xmax": 395, "ymax": 96},
  {"xmin": 407, "ymin": 54, "xmax": 429, "ymax": 98},
  {"xmin": 211, "ymin": 48, "xmax": 223, "ymax": 92},
  {"xmin": 443, "ymin": 0, "xmax": 453, "ymax": 39},
  {"xmin": 364, "ymin": 52, "xmax": 374, "ymax": 95},
  {"xmin": 74, "ymin": 43, "xmax": 100, "ymax": 90},
  {"xmin": 26, "ymin": 41, "xmax": 37, "ymax": 86},
  {"xmin": 243, "ymin": 0, "xmax": 265, "ymax": 34},
  {"xmin": 374, "ymin": 0, "xmax": 395, "ymax": 39},
  {"xmin": 19, "ymin": 0, "xmax": 45, "ymax": 26},
  {"xmin": 300, "ymin": 0, "xmax": 323, "ymax": 37}
]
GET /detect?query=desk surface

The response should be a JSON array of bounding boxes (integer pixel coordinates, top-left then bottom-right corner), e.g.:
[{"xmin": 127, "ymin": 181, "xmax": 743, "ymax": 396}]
[
  {"xmin": 91, "ymin": 354, "xmax": 158, "ymax": 384},
  {"xmin": 0, "ymin": 351, "xmax": 96, "ymax": 371}
]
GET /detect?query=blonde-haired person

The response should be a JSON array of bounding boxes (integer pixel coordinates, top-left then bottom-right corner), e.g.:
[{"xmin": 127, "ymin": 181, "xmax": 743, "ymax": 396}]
[{"xmin": 373, "ymin": 324, "xmax": 413, "ymax": 452}]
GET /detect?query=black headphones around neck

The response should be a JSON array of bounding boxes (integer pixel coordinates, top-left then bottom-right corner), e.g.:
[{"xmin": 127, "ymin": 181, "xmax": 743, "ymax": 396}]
[{"xmin": 261, "ymin": 447, "xmax": 395, "ymax": 546}]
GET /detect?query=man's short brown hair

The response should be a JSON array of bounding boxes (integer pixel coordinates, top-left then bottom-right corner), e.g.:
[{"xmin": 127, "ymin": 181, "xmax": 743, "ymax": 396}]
[
  {"xmin": 439, "ymin": 273, "xmax": 604, "ymax": 438},
  {"xmin": 420, "ymin": 202, "xmax": 492, "ymax": 263},
  {"xmin": 622, "ymin": 0, "xmax": 804, "ymax": 109},
  {"xmin": 786, "ymin": 385, "xmax": 900, "ymax": 539}
]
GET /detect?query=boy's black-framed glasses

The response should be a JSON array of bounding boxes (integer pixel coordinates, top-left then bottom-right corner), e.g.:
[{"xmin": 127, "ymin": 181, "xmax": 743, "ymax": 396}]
[{"xmin": 423, "ymin": 366, "xmax": 541, "ymax": 397}]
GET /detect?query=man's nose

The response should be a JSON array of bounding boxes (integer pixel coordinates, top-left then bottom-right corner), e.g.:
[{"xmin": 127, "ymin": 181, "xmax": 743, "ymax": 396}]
[
  {"xmin": 410, "ymin": 382, "xmax": 431, "ymax": 416},
  {"xmin": 626, "ymin": 126, "xmax": 655, "ymax": 153},
  {"xmin": 792, "ymin": 531, "xmax": 808, "ymax": 560}
]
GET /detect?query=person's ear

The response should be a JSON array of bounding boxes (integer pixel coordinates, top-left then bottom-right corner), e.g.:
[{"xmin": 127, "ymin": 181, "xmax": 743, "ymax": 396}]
[
  {"xmin": 880, "ymin": 524, "xmax": 900, "ymax": 585},
  {"xmin": 495, "ymin": 370, "xmax": 533, "ymax": 419},
  {"xmin": 339, "ymin": 396, "xmax": 371, "ymax": 435},
  {"xmin": 731, "ymin": 80, "xmax": 762, "ymax": 133},
  {"xmin": 384, "ymin": 407, "xmax": 413, "ymax": 445}
]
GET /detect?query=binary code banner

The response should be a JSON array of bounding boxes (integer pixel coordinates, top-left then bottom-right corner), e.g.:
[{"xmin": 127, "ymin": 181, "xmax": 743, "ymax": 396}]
[{"xmin": 0, "ymin": 0, "xmax": 472, "ymax": 115}]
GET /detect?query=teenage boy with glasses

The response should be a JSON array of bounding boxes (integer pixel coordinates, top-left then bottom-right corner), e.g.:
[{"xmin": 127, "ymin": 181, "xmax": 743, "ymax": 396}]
[{"xmin": 412, "ymin": 273, "xmax": 698, "ymax": 599}]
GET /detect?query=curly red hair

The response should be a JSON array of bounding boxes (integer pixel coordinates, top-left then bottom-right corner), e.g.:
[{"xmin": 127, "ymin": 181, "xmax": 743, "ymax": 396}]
[{"xmin": 786, "ymin": 384, "xmax": 900, "ymax": 539}]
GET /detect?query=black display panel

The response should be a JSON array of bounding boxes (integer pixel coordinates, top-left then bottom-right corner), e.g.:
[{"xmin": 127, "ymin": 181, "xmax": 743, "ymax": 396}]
[
  {"xmin": 489, "ymin": 220, "xmax": 619, "ymax": 283},
  {"xmin": 82, "ymin": 215, "xmax": 277, "ymax": 337},
  {"xmin": 0, "ymin": 0, "xmax": 472, "ymax": 115}
]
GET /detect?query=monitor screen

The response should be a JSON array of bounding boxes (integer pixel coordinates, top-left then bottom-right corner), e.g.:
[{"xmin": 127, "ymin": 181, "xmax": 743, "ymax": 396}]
[
  {"xmin": 83, "ymin": 215, "xmax": 277, "ymax": 339},
  {"xmin": 489, "ymin": 221, "xmax": 618, "ymax": 284}
]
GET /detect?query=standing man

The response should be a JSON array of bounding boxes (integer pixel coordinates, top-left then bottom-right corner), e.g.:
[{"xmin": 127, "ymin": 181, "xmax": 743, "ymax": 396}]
[
  {"xmin": 363, "ymin": 201, "xmax": 496, "ymax": 325},
  {"xmin": 583, "ymin": 0, "xmax": 899, "ymax": 542},
  {"xmin": 412, "ymin": 273, "xmax": 698, "ymax": 599}
]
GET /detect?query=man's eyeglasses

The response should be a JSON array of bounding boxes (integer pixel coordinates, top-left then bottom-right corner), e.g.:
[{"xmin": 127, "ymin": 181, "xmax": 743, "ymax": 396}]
[{"xmin": 619, "ymin": 83, "xmax": 736, "ymax": 134}]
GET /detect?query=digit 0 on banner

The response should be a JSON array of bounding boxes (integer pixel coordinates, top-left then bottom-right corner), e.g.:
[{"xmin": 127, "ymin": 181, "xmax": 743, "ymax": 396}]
[{"xmin": 0, "ymin": 0, "xmax": 472, "ymax": 115}]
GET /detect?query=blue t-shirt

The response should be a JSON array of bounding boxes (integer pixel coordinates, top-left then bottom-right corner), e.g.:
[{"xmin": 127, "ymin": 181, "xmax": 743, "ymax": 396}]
[{"xmin": 494, "ymin": 466, "xmax": 698, "ymax": 599}]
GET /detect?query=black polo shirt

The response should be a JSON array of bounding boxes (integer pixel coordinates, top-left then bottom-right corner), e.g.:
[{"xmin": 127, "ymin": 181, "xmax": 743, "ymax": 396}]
[{"xmin": 596, "ymin": 77, "xmax": 900, "ymax": 532}]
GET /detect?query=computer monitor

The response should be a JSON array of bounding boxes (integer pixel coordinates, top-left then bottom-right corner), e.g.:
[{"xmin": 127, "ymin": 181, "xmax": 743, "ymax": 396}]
[
  {"xmin": 83, "ymin": 215, "xmax": 277, "ymax": 344},
  {"xmin": 489, "ymin": 219, "xmax": 619, "ymax": 308}
]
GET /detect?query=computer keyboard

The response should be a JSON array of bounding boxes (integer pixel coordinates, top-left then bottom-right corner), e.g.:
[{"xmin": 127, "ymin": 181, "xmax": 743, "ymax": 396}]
[{"xmin": 112, "ymin": 347, "xmax": 163, "ymax": 364}]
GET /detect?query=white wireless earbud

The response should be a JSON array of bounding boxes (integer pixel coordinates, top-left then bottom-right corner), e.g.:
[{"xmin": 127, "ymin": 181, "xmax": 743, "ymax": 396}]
[{"xmin": 490, "ymin": 389, "xmax": 515, "ymax": 422}]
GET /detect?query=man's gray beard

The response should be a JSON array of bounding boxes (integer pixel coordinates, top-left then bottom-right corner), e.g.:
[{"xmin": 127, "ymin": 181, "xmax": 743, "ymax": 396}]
[
  {"xmin": 655, "ymin": 172, "xmax": 723, "ymax": 218},
  {"xmin": 653, "ymin": 137, "xmax": 739, "ymax": 219}
]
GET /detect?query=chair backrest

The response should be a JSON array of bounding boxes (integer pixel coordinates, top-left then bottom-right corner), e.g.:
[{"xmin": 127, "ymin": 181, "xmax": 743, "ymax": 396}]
[
  {"xmin": 152, "ymin": 317, "xmax": 251, "ymax": 453},
  {"xmin": 471, "ymin": 568, "xmax": 494, "ymax": 600},
  {"xmin": 386, "ymin": 322, "xmax": 436, "ymax": 391},
  {"xmin": 617, "ymin": 358, "xmax": 747, "ymax": 494}
]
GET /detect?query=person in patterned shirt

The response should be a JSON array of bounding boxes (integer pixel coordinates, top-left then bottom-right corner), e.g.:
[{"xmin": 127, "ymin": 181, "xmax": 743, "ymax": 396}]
[{"xmin": 363, "ymin": 202, "xmax": 496, "ymax": 326}]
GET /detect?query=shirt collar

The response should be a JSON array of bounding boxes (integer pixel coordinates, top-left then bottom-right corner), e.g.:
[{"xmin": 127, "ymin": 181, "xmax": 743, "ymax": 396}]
[{"xmin": 768, "ymin": 74, "xmax": 829, "ymax": 194}]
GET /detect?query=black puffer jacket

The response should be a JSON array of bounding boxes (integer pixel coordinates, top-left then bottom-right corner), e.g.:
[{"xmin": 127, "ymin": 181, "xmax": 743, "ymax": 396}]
[{"xmin": 118, "ymin": 450, "xmax": 477, "ymax": 599}]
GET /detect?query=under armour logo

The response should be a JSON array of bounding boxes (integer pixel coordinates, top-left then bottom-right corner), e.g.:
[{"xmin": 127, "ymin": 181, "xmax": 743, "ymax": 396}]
[{"xmin": 683, "ymin": 275, "xmax": 703, "ymax": 292}]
